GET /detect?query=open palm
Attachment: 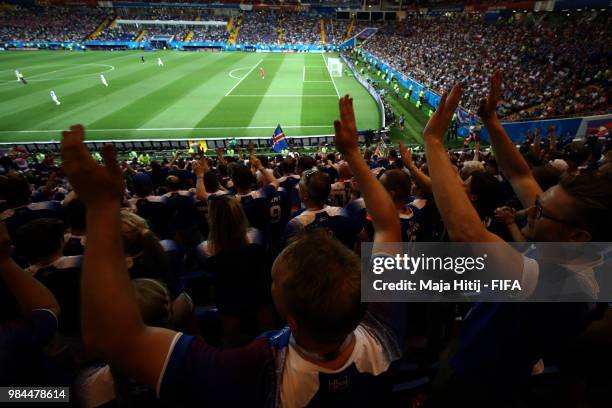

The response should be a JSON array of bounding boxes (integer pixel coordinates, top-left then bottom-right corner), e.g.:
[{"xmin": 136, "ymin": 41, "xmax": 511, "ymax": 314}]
[{"xmin": 61, "ymin": 124, "xmax": 124, "ymax": 209}]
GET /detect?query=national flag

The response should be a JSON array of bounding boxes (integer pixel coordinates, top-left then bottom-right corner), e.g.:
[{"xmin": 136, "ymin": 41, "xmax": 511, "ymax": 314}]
[
  {"xmin": 457, "ymin": 110, "xmax": 475, "ymax": 126},
  {"xmin": 271, "ymin": 125, "xmax": 289, "ymax": 153}
]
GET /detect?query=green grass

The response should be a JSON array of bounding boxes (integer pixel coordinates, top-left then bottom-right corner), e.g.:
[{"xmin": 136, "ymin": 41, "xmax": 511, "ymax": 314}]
[{"xmin": 0, "ymin": 50, "xmax": 381, "ymax": 143}]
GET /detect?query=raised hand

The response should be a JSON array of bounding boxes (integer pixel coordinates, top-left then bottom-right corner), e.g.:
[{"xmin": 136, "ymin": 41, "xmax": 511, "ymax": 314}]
[
  {"xmin": 334, "ymin": 95, "xmax": 359, "ymax": 156},
  {"xmin": 192, "ymin": 160, "xmax": 204, "ymax": 177},
  {"xmin": 478, "ymin": 70, "xmax": 502, "ymax": 121},
  {"xmin": 249, "ymin": 154, "xmax": 263, "ymax": 170},
  {"xmin": 494, "ymin": 206, "xmax": 517, "ymax": 226},
  {"xmin": 216, "ymin": 147, "xmax": 227, "ymax": 165},
  {"xmin": 61, "ymin": 124, "xmax": 123, "ymax": 210},
  {"xmin": 423, "ymin": 83, "xmax": 463, "ymax": 142},
  {"xmin": 399, "ymin": 142, "xmax": 413, "ymax": 167}
]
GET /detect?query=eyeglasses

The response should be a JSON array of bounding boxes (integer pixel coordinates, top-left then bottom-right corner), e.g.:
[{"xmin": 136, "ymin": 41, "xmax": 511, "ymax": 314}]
[{"xmin": 534, "ymin": 197, "xmax": 577, "ymax": 227}]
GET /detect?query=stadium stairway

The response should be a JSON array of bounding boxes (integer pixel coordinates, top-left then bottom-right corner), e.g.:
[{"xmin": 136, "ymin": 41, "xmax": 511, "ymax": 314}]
[
  {"xmin": 319, "ymin": 18, "xmax": 326, "ymax": 46},
  {"xmin": 343, "ymin": 16, "xmax": 355, "ymax": 42},
  {"xmin": 277, "ymin": 15, "xmax": 283, "ymax": 44},
  {"xmin": 135, "ymin": 30, "xmax": 146, "ymax": 42},
  {"xmin": 86, "ymin": 16, "xmax": 114, "ymax": 41},
  {"xmin": 184, "ymin": 16, "xmax": 199, "ymax": 43},
  {"xmin": 227, "ymin": 16, "xmax": 242, "ymax": 44}
]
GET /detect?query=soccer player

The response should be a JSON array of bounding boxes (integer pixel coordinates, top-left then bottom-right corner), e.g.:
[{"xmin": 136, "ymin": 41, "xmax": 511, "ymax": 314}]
[
  {"xmin": 140, "ymin": 56, "xmax": 145, "ymax": 63},
  {"xmin": 157, "ymin": 58, "xmax": 164, "ymax": 67},
  {"xmin": 50, "ymin": 90, "xmax": 61, "ymax": 106},
  {"xmin": 100, "ymin": 74, "xmax": 108, "ymax": 87},
  {"xmin": 15, "ymin": 69, "xmax": 27, "ymax": 84},
  {"xmin": 259, "ymin": 67, "xmax": 265, "ymax": 79},
  {"xmin": 399, "ymin": 114, "xmax": 405, "ymax": 131}
]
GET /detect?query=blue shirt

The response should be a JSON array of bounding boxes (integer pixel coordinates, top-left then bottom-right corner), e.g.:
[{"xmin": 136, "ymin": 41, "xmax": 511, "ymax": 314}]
[
  {"xmin": 282, "ymin": 206, "xmax": 363, "ymax": 248},
  {"xmin": 0, "ymin": 201, "xmax": 64, "ymax": 239},
  {"xmin": 28, "ymin": 256, "xmax": 82, "ymax": 336},
  {"xmin": 163, "ymin": 191, "xmax": 199, "ymax": 231},
  {"xmin": 0, "ymin": 309, "xmax": 58, "ymax": 386},
  {"xmin": 399, "ymin": 198, "xmax": 432, "ymax": 242},
  {"xmin": 236, "ymin": 184, "xmax": 277, "ymax": 234},
  {"xmin": 130, "ymin": 195, "xmax": 173, "ymax": 239},
  {"xmin": 159, "ymin": 302, "xmax": 406, "ymax": 407}
]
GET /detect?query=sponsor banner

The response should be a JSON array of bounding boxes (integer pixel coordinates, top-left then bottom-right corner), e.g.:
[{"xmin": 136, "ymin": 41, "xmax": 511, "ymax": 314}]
[{"xmin": 534, "ymin": 0, "xmax": 555, "ymax": 11}]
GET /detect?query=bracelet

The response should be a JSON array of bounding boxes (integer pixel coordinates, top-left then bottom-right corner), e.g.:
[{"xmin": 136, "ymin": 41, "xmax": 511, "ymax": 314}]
[{"xmin": 196, "ymin": 176, "xmax": 204, "ymax": 179}]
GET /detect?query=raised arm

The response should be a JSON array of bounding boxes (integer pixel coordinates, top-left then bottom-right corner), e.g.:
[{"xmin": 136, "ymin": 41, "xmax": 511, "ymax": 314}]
[
  {"xmin": 423, "ymin": 85, "xmax": 523, "ymax": 280},
  {"xmin": 547, "ymin": 125, "xmax": 557, "ymax": 153},
  {"xmin": 334, "ymin": 96, "xmax": 400, "ymax": 245},
  {"xmin": 167, "ymin": 151, "xmax": 180, "ymax": 169},
  {"xmin": 250, "ymin": 154, "xmax": 278, "ymax": 188},
  {"xmin": 399, "ymin": 142, "xmax": 432, "ymax": 196},
  {"xmin": 0, "ymin": 223, "xmax": 60, "ymax": 318},
  {"xmin": 61, "ymin": 125, "xmax": 177, "ymax": 391},
  {"xmin": 478, "ymin": 71, "xmax": 542, "ymax": 208},
  {"xmin": 193, "ymin": 158, "xmax": 210, "ymax": 201},
  {"xmin": 532, "ymin": 128, "xmax": 541, "ymax": 158}
]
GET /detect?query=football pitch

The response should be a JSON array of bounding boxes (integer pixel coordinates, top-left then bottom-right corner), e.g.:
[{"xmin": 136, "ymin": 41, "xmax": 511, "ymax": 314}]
[{"xmin": 0, "ymin": 50, "xmax": 382, "ymax": 143}]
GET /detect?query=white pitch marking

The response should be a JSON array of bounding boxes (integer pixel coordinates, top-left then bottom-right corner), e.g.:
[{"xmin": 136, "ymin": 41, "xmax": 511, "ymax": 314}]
[
  {"xmin": 0, "ymin": 125, "xmax": 333, "ymax": 134},
  {"xmin": 226, "ymin": 94, "xmax": 338, "ymax": 97},
  {"xmin": 229, "ymin": 66, "xmax": 254, "ymax": 80},
  {"xmin": 225, "ymin": 58, "xmax": 263, "ymax": 96},
  {"xmin": 321, "ymin": 54, "xmax": 340, "ymax": 98}
]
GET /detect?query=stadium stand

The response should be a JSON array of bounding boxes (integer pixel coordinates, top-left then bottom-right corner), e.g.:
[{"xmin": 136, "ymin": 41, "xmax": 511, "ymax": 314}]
[
  {"xmin": 0, "ymin": 6, "xmax": 111, "ymax": 42},
  {"xmin": 364, "ymin": 13, "xmax": 611, "ymax": 120},
  {"xmin": 1, "ymin": 3, "xmax": 612, "ymax": 407}
]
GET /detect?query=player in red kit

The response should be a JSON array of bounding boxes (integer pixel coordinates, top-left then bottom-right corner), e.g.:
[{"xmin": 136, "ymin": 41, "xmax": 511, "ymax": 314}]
[{"xmin": 260, "ymin": 67, "xmax": 265, "ymax": 79}]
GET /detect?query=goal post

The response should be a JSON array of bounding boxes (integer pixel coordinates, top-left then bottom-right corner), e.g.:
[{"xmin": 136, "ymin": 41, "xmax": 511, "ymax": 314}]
[{"xmin": 327, "ymin": 57, "xmax": 342, "ymax": 77}]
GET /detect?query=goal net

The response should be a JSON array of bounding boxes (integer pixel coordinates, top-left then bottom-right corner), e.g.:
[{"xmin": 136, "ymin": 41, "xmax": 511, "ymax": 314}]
[{"xmin": 327, "ymin": 57, "xmax": 342, "ymax": 77}]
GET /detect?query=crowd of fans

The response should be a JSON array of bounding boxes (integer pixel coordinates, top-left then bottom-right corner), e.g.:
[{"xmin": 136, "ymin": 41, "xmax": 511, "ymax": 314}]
[
  {"xmin": 191, "ymin": 25, "xmax": 228, "ymax": 43},
  {"xmin": 237, "ymin": 11, "xmax": 279, "ymax": 45},
  {"xmin": 114, "ymin": 6, "xmax": 216, "ymax": 21},
  {"xmin": 363, "ymin": 12, "xmax": 611, "ymax": 120},
  {"xmin": 324, "ymin": 18, "xmax": 350, "ymax": 44},
  {"xmin": 0, "ymin": 6, "xmax": 110, "ymax": 43},
  {"xmin": 95, "ymin": 26, "xmax": 137, "ymax": 42},
  {"xmin": 282, "ymin": 12, "xmax": 322, "ymax": 45},
  {"xmin": 1, "ymin": 69, "xmax": 612, "ymax": 406}
]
